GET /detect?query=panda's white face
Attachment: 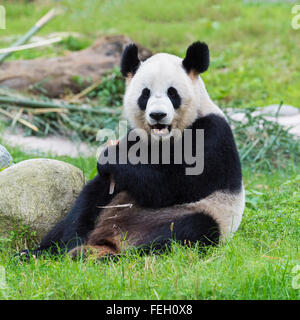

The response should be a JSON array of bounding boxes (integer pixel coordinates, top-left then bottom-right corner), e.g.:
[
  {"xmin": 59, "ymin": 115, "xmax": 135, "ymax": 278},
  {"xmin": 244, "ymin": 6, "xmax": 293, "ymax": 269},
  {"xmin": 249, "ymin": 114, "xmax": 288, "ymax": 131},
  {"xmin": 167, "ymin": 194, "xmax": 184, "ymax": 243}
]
[{"xmin": 123, "ymin": 53, "xmax": 198, "ymax": 137}]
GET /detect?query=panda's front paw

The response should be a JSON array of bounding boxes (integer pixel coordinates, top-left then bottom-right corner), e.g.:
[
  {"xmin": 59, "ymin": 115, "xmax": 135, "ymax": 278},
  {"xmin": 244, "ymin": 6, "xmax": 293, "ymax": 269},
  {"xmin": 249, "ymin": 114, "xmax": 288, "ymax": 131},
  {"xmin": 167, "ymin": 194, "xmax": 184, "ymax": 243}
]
[
  {"xmin": 97, "ymin": 161, "xmax": 116, "ymax": 176},
  {"xmin": 97, "ymin": 144, "xmax": 119, "ymax": 172}
]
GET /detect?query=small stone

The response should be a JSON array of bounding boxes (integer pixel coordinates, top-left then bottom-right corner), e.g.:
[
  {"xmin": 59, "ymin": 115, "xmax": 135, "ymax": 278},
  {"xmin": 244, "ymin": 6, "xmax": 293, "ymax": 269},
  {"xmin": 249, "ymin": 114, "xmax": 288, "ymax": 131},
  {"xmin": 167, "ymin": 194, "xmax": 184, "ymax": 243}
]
[{"xmin": 0, "ymin": 145, "xmax": 13, "ymax": 170}]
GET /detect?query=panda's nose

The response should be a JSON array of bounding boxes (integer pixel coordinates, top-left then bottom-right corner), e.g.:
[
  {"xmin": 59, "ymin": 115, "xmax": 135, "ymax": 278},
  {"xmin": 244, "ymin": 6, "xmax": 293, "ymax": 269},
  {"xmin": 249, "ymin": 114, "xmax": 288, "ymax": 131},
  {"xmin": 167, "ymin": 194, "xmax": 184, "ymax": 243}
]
[{"xmin": 150, "ymin": 112, "xmax": 167, "ymax": 121}]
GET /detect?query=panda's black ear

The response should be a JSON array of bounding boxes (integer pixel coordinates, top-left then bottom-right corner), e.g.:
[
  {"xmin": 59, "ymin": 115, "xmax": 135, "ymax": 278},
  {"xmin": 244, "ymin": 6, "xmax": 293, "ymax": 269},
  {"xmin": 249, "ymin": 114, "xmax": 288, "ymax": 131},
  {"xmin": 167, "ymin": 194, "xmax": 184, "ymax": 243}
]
[
  {"xmin": 182, "ymin": 41, "xmax": 209, "ymax": 74},
  {"xmin": 121, "ymin": 43, "xmax": 140, "ymax": 77}
]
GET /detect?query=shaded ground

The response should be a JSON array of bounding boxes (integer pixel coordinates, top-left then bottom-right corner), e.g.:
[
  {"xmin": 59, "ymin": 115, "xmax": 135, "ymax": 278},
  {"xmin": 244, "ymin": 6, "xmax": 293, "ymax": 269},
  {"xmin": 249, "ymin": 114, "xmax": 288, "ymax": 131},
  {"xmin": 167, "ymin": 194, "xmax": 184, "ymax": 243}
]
[{"xmin": 2, "ymin": 129, "xmax": 96, "ymax": 157}]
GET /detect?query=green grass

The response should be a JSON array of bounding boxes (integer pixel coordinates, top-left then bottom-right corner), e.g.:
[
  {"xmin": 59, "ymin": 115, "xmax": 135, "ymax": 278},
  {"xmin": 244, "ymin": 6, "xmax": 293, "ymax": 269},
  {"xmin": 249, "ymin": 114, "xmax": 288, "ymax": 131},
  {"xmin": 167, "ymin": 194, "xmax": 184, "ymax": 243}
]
[
  {"xmin": 0, "ymin": 0, "xmax": 299, "ymax": 300},
  {"xmin": 0, "ymin": 169, "xmax": 299, "ymax": 299}
]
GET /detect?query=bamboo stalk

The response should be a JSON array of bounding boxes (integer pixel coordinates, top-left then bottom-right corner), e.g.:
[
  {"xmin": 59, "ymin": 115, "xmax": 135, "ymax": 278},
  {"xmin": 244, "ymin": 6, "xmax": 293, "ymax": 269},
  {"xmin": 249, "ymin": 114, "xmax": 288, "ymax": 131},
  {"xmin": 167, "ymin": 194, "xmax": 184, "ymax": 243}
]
[
  {"xmin": 11, "ymin": 107, "xmax": 24, "ymax": 128},
  {"xmin": 0, "ymin": 96, "xmax": 120, "ymax": 115},
  {"xmin": 0, "ymin": 108, "xmax": 39, "ymax": 132},
  {"xmin": 0, "ymin": 8, "xmax": 60, "ymax": 63},
  {"xmin": 0, "ymin": 37, "xmax": 62, "ymax": 54},
  {"xmin": 67, "ymin": 78, "xmax": 103, "ymax": 103},
  {"xmin": 29, "ymin": 108, "xmax": 67, "ymax": 114},
  {"xmin": 97, "ymin": 204, "xmax": 134, "ymax": 209}
]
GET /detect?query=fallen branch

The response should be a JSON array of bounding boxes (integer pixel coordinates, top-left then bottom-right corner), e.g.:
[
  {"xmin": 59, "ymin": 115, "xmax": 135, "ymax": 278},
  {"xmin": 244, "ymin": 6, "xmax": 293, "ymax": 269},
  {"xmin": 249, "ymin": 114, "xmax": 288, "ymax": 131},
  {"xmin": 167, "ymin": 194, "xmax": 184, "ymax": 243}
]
[{"xmin": 0, "ymin": 96, "xmax": 120, "ymax": 115}]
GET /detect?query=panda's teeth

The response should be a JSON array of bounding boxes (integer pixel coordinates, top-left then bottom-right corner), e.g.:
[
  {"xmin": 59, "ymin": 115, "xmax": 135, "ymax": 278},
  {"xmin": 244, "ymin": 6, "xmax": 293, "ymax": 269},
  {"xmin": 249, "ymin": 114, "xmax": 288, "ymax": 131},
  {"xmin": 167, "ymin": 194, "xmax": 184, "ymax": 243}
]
[{"xmin": 152, "ymin": 127, "xmax": 169, "ymax": 135}]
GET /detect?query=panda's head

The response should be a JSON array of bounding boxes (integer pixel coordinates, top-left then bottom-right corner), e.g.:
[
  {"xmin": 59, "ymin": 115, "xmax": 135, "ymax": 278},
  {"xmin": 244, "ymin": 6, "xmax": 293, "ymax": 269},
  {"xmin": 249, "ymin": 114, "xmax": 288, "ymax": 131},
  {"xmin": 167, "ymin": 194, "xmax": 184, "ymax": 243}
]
[{"xmin": 121, "ymin": 42, "xmax": 212, "ymax": 137}]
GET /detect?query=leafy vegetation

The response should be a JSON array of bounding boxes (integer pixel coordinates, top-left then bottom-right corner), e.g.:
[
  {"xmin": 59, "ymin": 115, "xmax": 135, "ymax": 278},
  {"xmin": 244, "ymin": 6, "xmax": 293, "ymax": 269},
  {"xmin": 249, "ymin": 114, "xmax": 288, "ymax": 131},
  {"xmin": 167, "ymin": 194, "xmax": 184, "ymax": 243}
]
[
  {"xmin": 227, "ymin": 108, "xmax": 300, "ymax": 170},
  {"xmin": 88, "ymin": 67, "xmax": 125, "ymax": 108},
  {"xmin": 0, "ymin": 69, "xmax": 123, "ymax": 141},
  {"xmin": 59, "ymin": 35, "xmax": 92, "ymax": 52}
]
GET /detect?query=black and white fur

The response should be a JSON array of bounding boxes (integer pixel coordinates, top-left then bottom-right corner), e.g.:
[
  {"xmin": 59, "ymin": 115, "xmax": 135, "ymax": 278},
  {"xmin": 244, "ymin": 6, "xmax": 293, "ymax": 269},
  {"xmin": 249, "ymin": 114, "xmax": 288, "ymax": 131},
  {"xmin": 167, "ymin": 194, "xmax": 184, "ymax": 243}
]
[{"xmin": 23, "ymin": 42, "xmax": 244, "ymax": 259}]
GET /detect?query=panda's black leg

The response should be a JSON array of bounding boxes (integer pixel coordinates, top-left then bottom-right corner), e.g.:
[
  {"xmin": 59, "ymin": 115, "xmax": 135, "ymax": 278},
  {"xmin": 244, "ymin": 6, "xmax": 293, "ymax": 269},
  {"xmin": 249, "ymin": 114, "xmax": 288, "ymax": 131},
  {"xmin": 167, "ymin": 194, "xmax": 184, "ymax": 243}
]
[
  {"xmin": 16, "ymin": 218, "xmax": 67, "ymax": 261},
  {"xmin": 73, "ymin": 212, "xmax": 220, "ymax": 263},
  {"xmin": 59, "ymin": 174, "xmax": 114, "ymax": 252},
  {"xmin": 136, "ymin": 212, "xmax": 220, "ymax": 254}
]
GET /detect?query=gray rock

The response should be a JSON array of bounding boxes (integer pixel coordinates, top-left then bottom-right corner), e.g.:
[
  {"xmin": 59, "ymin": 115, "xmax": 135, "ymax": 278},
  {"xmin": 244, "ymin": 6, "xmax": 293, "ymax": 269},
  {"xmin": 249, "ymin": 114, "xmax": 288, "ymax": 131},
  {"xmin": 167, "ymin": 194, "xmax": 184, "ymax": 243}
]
[
  {"xmin": 0, "ymin": 159, "xmax": 86, "ymax": 240},
  {"xmin": 226, "ymin": 107, "xmax": 300, "ymax": 137},
  {"xmin": 0, "ymin": 145, "xmax": 13, "ymax": 170},
  {"xmin": 259, "ymin": 105, "xmax": 300, "ymax": 116}
]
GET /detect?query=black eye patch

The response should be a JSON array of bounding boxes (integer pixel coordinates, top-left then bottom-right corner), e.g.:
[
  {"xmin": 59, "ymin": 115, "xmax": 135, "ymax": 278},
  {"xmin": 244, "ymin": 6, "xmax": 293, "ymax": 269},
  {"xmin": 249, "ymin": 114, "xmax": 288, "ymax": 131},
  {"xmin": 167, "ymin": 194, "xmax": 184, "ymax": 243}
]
[
  {"xmin": 167, "ymin": 87, "xmax": 181, "ymax": 109},
  {"xmin": 138, "ymin": 88, "xmax": 151, "ymax": 110}
]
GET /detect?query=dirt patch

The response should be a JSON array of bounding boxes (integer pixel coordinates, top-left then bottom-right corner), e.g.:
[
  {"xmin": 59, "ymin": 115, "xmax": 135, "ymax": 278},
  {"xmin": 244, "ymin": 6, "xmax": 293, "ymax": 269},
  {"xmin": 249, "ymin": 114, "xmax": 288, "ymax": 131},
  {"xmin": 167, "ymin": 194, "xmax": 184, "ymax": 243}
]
[{"xmin": 0, "ymin": 35, "xmax": 152, "ymax": 97}]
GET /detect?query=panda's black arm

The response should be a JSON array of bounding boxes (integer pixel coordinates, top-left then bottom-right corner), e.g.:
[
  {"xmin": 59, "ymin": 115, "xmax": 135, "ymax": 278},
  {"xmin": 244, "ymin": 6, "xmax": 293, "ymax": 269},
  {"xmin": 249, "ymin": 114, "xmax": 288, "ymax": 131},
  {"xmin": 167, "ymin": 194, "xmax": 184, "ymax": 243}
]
[
  {"xmin": 98, "ymin": 114, "xmax": 242, "ymax": 209},
  {"xmin": 99, "ymin": 162, "xmax": 178, "ymax": 208},
  {"xmin": 99, "ymin": 160, "xmax": 216, "ymax": 209}
]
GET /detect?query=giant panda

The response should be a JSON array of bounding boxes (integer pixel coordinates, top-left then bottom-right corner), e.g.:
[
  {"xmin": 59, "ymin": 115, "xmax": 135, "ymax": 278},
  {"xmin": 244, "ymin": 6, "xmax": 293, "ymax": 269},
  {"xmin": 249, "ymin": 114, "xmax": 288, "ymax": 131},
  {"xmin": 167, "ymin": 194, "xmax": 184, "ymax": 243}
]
[{"xmin": 23, "ymin": 41, "xmax": 245, "ymax": 259}]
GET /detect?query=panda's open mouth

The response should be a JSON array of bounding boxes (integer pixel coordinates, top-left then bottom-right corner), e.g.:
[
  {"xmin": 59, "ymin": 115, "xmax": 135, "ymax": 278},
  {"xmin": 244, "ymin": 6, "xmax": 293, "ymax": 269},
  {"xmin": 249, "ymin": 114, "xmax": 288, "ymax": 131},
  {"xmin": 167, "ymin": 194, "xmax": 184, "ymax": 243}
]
[{"xmin": 150, "ymin": 124, "xmax": 171, "ymax": 136}]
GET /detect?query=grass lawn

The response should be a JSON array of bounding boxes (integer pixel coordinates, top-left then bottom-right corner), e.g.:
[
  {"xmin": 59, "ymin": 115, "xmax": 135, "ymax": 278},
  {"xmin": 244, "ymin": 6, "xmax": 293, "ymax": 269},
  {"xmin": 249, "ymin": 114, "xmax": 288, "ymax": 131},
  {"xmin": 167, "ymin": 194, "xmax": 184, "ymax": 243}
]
[
  {"xmin": 0, "ymin": 147, "xmax": 299, "ymax": 299},
  {"xmin": 0, "ymin": 0, "xmax": 299, "ymax": 300}
]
